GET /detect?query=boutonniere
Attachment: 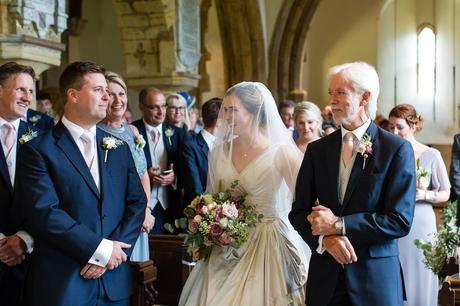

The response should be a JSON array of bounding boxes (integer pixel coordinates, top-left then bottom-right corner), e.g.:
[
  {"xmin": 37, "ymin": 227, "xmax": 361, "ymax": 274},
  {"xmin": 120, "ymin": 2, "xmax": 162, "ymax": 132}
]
[
  {"xmin": 19, "ymin": 129, "xmax": 38, "ymax": 144},
  {"xmin": 356, "ymin": 133, "xmax": 373, "ymax": 170},
  {"xmin": 28, "ymin": 114, "xmax": 41, "ymax": 125},
  {"xmin": 134, "ymin": 134, "xmax": 146, "ymax": 150},
  {"xmin": 165, "ymin": 127, "xmax": 174, "ymax": 146},
  {"xmin": 101, "ymin": 136, "xmax": 123, "ymax": 162}
]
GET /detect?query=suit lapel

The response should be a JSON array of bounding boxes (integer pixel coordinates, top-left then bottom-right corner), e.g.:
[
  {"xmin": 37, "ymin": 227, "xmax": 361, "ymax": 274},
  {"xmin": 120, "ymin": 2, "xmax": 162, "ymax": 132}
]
[
  {"xmin": 197, "ymin": 133, "xmax": 209, "ymax": 158},
  {"xmin": 325, "ymin": 131, "xmax": 341, "ymax": 209},
  {"xmin": 137, "ymin": 122, "xmax": 152, "ymax": 168},
  {"xmin": 96, "ymin": 128, "xmax": 109, "ymax": 199},
  {"xmin": 0, "ymin": 145, "xmax": 12, "ymax": 193},
  {"xmin": 54, "ymin": 121, "xmax": 100, "ymax": 198},
  {"xmin": 340, "ymin": 122, "xmax": 378, "ymax": 213}
]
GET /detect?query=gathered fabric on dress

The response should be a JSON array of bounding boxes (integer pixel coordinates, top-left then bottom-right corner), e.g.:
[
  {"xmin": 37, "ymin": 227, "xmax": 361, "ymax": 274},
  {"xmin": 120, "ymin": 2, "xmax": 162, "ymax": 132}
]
[
  {"xmin": 179, "ymin": 144, "xmax": 310, "ymax": 306},
  {"xmin": 398, "ymin": 148, "xmax": 451, "ymax": 306},
  {"xmin": 98, "ymin": 123, "xmax": 150, "ymax": 262}
]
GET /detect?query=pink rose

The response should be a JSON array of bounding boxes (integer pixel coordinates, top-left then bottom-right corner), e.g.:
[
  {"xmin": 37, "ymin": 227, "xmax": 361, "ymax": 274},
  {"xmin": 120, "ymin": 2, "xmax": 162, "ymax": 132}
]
[
  {"xmin": 219, "ymin": 232, "xmax": 234, "ymax": 245},
  {"xmin": 222, "ymin": 203, "xmax": 238, "ymax": 219},
  {"xmin": 188, "ymin": 222, "xmax": 198, "ymax": 233},
  {"xmin": 209, "ymin": 222, "xmax": 223, "ymax": 237},
  {"xmin": 201, "ymin": 206, "xmax": 209, "ymax": 214},
  {"xmin": 193, "ymin": 215, "xmax": 203, "ymax": 223}
]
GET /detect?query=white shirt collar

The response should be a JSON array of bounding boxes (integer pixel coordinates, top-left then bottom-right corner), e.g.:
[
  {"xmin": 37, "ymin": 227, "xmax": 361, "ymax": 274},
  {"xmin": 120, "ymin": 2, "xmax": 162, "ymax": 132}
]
[
  {"xmin": 61, "ymin": 115, "xmax": 97, "ymax": 141},
  {"xmin": 144, "ymin": 120, "xmax": 163, "ymax": 134},
  {"xmin": 340, "ymin": 118, "xmax": 371, "ymax": 141},
  {"xmin": 200, "ymin": 129, "xmax": 215, "ymax": 148},
  {"xmin": 0, "ymin": 116, "xmax": 21, "ymax": 132}
]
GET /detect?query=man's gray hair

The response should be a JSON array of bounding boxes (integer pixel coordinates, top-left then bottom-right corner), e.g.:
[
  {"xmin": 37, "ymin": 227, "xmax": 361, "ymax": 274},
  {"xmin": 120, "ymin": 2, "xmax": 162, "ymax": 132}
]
[{"xmin": 329, "ymin": 61, "xmax": 379, "ymax": 120}]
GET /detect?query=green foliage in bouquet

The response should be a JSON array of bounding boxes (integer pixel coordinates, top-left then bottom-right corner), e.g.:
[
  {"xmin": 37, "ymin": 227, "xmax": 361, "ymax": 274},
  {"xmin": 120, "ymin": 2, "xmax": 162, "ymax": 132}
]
[
  {"xmin": 414, "ymin": 201, "xmax": 458, "ymax": 282},
  {"xmin": 167, "ymin": 180, "xmax": 263, "ymax": 261}
]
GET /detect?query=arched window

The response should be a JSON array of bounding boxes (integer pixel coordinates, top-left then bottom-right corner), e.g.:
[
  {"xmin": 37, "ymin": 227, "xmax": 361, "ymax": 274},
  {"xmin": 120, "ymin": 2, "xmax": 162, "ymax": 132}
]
[{"xmin": 417, "ymin": 25, "xmax": 436, "ymax": 100}]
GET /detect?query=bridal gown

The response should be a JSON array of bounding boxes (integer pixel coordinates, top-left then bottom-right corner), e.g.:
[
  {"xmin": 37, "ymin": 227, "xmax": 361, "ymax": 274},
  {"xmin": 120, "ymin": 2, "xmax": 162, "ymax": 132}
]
[{"xmin": 179, "ymin": 144, "xmax": 311, "ymax": 306}]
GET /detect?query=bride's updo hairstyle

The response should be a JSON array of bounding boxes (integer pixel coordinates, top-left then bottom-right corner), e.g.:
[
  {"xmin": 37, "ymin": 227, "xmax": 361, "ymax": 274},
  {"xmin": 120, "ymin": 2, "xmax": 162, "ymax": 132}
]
[
  {"xmin": 225, "ymin": 81, "xmax": 267, "ymax": 127},
  {"xmin": 388, "ymin": 103, "xmax": 424, "ymax": 132}
]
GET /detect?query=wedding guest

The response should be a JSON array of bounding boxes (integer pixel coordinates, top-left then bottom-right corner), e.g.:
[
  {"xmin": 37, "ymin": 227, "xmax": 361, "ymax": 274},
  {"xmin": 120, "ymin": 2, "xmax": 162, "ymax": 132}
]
[
  {"xmin": 24, "ymin": 91, "xmax": 55, "ymax": 131},
  {"xmin": 17, "ymin": 61, "xmax": 146, "ymax": 306},
  {"xmin": 188, "ymin": 106, "xmax": 203, "ymax": 134},
  {"xmin": 0, "ymin": 61, "xmax": 38, "ymax": 306},
  {"xmin": 450, "ymin": 134, "xmax": 460, "ymax": 226},
  {"xmin": 294, "ymin": 101, "xmax": 323, "ymax": 153},
  {"xmin": 290, "ymin": 61, "xmax": 416, "ymax": 306},
  {"xmin": 166, "ymin": 93, "xmax": 190, "ymax": 130},
  {"xmin": 182, "ymin": 97, "xmax": 222, "ymax": 206},
  {"xmin": 389, "ymin": 103, "xmax": 450, "ymax": 306},
  {"xmin": 36, "ymin": 91, "xmax": 59, "ymax": 123},
  {"xmin": 123, "ymin": 108, "xmax": 133, "ymax": 124},
  {"xmin": 132, "ymin": 88, "xmax": 186, "ymax": 233},
  {"xmin": 278, "ymin": 99, "xmax": 296, "ymax": 138},
  {"xmin": 98, "ymin": 71, "xmax": 154, "ymax": 262}
]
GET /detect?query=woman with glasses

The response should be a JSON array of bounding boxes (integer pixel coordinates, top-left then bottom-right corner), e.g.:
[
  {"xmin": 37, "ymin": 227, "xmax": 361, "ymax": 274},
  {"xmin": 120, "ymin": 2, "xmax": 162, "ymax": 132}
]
[{"xmin": 165, "ymin": 93, "xmax": 191, "ymax": 130}]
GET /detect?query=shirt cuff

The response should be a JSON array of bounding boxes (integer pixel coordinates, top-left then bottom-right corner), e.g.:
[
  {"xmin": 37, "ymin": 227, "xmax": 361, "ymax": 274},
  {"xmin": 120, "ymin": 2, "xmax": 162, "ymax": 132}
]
[
  {"xmin": 88, "ymin": 239, "xmax": 113, "ymax": 267},
  {"xmin": 316, "ymin": 235, "xmax": 327, "ymax": 254},
  {"xmin": 342, "ymin": 217, "xmax": 346, "ymax": 235},
  {"xmin": 15, "ymin": 231, "xmax": 34, "ymax": 253}
]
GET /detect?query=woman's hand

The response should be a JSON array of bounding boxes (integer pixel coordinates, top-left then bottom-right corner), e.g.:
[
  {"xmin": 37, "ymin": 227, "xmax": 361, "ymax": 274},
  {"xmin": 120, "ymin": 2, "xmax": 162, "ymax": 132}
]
[
  {"xmin": 415, "ymin": 188, "xmax": 427, "ymax": 201},
  {"xmin": 142, "ymin": 208, "xmax": 155, "ymax": 232}
]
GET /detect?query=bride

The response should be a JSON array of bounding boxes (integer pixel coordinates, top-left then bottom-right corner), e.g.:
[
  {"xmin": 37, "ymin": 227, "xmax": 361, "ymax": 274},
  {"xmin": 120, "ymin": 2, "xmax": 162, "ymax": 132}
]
[{"xmin": 179, "ymin": 82, "xmax": 311, "ymax": 306}]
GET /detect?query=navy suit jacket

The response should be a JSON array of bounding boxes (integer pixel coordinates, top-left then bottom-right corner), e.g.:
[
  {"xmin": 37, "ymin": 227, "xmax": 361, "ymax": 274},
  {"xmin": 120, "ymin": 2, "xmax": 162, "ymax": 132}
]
[
  {"xmin": 182, "ymin": 131, "xmax": 209, "ymax": 206},
  {"xmin": 16, "ymin": 121, "xmax": 146, "ymax": 306},
  {"xmin": 132, "ymin": 119, "xmax": 186, "ymax": 219},
  {"xmin": 26, "ymin": 108, "xmax": 54, "ymax": 131},
  {"xmin": 0, "ymin": 120, "xmax": 40, "ymax": 305},
  {"xmin": 289, "ymin": 122, "xmax": 416, "ymax": 306}
]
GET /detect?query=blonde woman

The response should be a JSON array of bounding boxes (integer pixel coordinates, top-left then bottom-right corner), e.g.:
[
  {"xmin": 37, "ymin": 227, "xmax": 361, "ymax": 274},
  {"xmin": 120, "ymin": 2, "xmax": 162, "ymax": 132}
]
[
  {"xmin": 166, "ymin": 93, "xmax": 191, "ymax": 130},
  {"xmin": 294, "ymin": 101, "xmax": 323, "ymax": 153}
]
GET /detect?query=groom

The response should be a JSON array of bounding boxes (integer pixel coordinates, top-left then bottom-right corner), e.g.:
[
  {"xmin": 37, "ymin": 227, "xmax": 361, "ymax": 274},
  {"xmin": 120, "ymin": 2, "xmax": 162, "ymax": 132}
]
[
  {"xmin": 289, "ymin": 62, "xmax": 416, "ymax": 306},
  {"xmin": 16, "ymin": 61, "xmax": 146, "ymax": 306}
]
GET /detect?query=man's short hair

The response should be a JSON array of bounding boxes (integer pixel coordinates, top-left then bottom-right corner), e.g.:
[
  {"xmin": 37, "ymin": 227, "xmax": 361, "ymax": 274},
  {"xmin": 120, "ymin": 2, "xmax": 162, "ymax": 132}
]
[
  {"xmin": 59, "ymin": 61, "xmax": 106, "ymax": 103},
  {"xmin": 0, "ymin": 62, "xmax": 35, "ymax": 86},
  {"xmin": 138, "ymin": 87, "xmax": 163, "ymax": 106},
  {"xmin": 278, "ymin": 99, "xmax": 295, "ymax": 112},
  {"xmin": 36, "ymin": 90, "xmax": 51, "ymax": 101},
  {"xmin": 201, "ymin": 97, "xmax": 222, "ymax": 128}
]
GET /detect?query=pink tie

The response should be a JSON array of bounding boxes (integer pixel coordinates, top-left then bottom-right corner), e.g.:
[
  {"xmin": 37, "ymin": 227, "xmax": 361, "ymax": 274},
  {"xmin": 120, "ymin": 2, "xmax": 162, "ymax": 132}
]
[
  {"xmin": 151, "ymin": 129, "xmax": 159, "ymax": 145},
  {"xmin": 342, "ymin": 132, "xmax": 354, "ymax": 166},
  {"xmin": 3, "ymin": 123, "xmax": 15, "ymax": 154}
]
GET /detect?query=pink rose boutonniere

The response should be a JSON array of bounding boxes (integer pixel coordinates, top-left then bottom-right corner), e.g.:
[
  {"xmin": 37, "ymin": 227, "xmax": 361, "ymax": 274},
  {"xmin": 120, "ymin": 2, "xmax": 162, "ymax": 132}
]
[{"xmin": 356, "ymin": 133, "xmax": 373, "ymax": 170}]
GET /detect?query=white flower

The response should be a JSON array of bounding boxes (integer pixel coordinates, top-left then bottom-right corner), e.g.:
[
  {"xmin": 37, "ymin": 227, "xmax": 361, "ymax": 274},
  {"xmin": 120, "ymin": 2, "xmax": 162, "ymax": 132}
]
[
  {"xmin": 28, "ymin": 114, "xmax": 41, "ymax": 124},
  {"xmin": 19, "ymin": 129, "xmax": 38, "ymax": 144},
  {"xmin": 101, "ymin": 136, "xmax": 123, "ymax": 162},
  {"xmin": 165, "ymin": 127, "xmax": 174, "ymax": 145},
  {"xmin": 219, "ymin": 218, "xmax": 228, "ymax": 229},
  {"xmin": 222, "ymin": 202, "xmax": 238, "ymax": 219},
  {"xmin": 134, "ymin": 134, "xmax": 146, "ymax": 150}
]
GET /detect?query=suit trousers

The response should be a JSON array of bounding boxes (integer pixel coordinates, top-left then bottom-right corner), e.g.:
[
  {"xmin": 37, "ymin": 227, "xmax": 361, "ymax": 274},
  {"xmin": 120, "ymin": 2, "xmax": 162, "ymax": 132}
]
[
  {"xmin": 328, "ymin": 268, "xmax": 353, "ymax": 306},
  {"xmin": 82, "ymin": 279, "xmax": 129, "ymax": 306}
]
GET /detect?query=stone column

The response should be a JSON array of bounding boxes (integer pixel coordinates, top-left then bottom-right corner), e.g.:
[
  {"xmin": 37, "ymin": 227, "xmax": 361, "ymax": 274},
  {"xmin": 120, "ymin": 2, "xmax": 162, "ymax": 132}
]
[
  {"xmin": 113, "ymin": 0, "xmax": 201, "ymax": 93},
  {"xmin": 0, "ymin": 0, "xmax": 67, "ymax": 77}
]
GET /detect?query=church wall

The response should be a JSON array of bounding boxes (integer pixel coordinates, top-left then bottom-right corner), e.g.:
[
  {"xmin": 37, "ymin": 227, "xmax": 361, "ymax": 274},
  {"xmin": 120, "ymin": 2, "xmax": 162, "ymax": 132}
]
[{"xmin": 303, "ymin": 0, "xmax": 382, "ymax": 108}]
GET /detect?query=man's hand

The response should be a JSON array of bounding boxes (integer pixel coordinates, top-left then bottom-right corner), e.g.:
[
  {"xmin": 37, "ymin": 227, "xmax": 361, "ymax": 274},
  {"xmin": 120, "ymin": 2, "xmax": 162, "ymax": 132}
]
[
  {"xmin": 80, "ymin": 263, "xmax": 107, "ymax": 279},
  {"xmin": 307, "ymin": 205, "xmax": 338, "ymax": 236},
  {"xmin": 0, "ymin": 235, "xmax": 27, "ymax": 266},
  {"xmin": 106, "ymin": 241, "xmax": 131, "ymax": 270},
  {"xmin": 142, "ymin": 208, "xmax": 155, "ymax": 232},
  {"xmin": 323, "ymin": 235, "xmax": 357, "ymax": 265},
  {"xmin": 151, "ymin": 163, "xmax": 175, "ymax": 186}
]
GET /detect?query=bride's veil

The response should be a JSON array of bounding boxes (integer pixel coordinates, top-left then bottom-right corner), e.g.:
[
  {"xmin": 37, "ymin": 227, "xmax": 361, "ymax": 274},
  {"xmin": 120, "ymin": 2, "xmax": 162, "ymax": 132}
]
[{"xmin": 206, "ymin": 82, "xmax": 303, "ymax": 215}]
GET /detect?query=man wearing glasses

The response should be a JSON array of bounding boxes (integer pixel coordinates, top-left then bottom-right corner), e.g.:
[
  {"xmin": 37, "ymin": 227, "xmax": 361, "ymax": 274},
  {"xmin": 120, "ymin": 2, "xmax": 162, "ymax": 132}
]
[{"xmin": 132, "ymin": 87, "xmax": 186, "ymax": 234}]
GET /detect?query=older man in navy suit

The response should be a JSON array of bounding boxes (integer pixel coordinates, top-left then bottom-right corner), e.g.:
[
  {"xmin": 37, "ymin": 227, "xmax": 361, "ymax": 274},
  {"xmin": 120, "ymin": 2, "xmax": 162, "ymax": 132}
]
[
  {"xmin": 289, "ymin": 62, "xmax": 416, "ymax": 306},
  {"xmin": 182, "ymin": 98, "xmax": 222, "ymax": 206},
  {"xmin": 16, "ymin": 61, "xmax": 146, "ymax": 306},
  {"xmin": 132, "ymin": 87, "xmax": 186, "ymax": 233},
  {"xmin": 0, "ymin": 62, "xmax": 39, "ymax": 306}
]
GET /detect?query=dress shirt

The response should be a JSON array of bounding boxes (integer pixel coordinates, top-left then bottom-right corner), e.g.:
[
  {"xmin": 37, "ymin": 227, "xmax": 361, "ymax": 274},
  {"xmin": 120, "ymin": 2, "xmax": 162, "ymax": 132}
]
[
  {"xmin": 0, "ymin": 116, "xmax": 34, "ymax": 253},
  {"xmin": 61, "ymin": 116, "xmax": 112, "ymax": 267},
  {"xmin": 201, "ymin": 129, "xmax": 216, "ymax": 151},
  {"xmin": 316, "ymin": 118, "xmax": 371, "ymax": 254}
]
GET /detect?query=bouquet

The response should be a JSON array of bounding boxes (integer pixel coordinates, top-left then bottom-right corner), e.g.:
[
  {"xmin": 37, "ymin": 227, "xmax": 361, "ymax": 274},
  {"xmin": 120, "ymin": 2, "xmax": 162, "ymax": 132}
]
[
  {"xmin": 414, "ymin": 201, "xmax": 458, "ymax": 282},
  {"xmin": 416, "ymin": 158, "xmax": 430, "ymax": 190},
  {"xmin": 169, "ymin": 180, "xmax": 263, "ymax": 261}
]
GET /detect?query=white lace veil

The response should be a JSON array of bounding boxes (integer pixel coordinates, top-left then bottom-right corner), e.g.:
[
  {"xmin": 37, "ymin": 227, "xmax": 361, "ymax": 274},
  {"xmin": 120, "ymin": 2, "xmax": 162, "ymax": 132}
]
[{"xmin": 206, "ymin": 82, "xmax": 303, "ymax": 215}]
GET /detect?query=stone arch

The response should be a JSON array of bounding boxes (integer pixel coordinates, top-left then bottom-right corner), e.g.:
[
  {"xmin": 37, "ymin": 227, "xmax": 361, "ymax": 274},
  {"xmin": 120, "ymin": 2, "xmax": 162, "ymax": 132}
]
[
  {"xmin": 268, "ymin": 0, "xmax": 320, "ymax": 102},
  {"xmin": 214, "ymin": 0, "xmax": 266, "ymax": 87}
]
